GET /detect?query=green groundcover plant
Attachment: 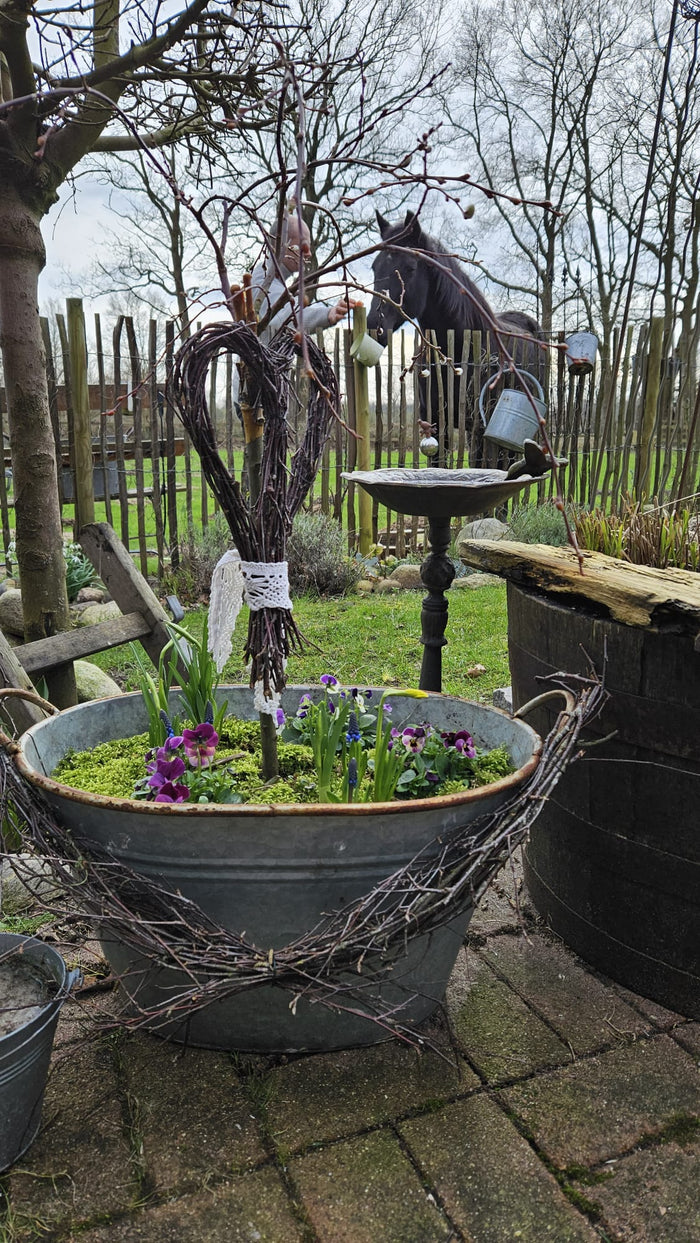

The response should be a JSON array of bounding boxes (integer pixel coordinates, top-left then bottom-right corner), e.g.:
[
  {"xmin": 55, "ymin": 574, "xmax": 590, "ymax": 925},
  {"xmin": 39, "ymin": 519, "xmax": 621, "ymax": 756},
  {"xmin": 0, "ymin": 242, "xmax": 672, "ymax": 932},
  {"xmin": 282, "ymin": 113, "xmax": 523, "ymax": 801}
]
[{"xmin": 54, "ymin": 628, "xmax": 513, "ymax": 806}]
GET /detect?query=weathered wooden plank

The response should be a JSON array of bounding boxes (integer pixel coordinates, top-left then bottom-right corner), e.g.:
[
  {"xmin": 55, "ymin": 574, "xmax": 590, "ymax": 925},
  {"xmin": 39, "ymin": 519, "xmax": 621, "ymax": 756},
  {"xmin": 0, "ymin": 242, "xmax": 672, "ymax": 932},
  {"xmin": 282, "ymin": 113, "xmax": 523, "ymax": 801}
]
[
  {"xmin": 78, "ymin": 522, "xmax": 177, "ymax": 668},
  {"xmin": 14, "ymin": 612, "xmax": 151, "ymax": 674},
  {"xmin": 459, "ymin": 539, "xmax": 700, "ymax": 630},
  {"xmin": 0, "ymin": 632, "xmax": 48, "ymax": 734}
]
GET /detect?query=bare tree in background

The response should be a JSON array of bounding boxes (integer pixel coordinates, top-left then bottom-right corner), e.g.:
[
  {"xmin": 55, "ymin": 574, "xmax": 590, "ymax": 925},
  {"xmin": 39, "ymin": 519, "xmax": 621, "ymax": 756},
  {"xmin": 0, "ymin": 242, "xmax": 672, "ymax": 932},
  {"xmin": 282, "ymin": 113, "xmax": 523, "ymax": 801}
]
[
  {"xmin": 0, "ymin": 0, "xmax": 274, "ymax": 704},
  {"xmin": 78, "ymin": 149, "xmax": 214, "ymax": 339},
  {"xmin": 443, "ymin": 0, "xmax": 641, "ymax": 354},
  {"xmin": 0, "ymin": 0, "xmax": 462, "ymax": 709},
  {"xmin": 232, "ymin": 0, "xmax": 447, "ymax": 266},
  {"xmin": 67, "ymin": 0, "xmax": 447, "ymax": 326}
]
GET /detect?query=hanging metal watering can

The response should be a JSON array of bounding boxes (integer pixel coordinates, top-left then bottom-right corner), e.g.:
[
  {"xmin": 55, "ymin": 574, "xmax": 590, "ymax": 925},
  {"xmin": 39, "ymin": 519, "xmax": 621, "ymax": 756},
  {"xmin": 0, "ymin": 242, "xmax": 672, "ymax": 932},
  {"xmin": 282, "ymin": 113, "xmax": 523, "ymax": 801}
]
[
  {"xmin": 565, "ymin": 331, "xmax": 598, "ymax": 376},
  {"xmin": 479, "ymin": 371, "xmax": 545, "ymax": 453}
]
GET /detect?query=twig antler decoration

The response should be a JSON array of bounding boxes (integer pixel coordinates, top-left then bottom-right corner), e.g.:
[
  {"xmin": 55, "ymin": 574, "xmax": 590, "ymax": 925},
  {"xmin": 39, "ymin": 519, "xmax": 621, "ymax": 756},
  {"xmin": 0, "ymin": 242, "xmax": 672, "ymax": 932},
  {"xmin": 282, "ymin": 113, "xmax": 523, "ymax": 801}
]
[{"xmin": 171, "ymin": 321, "xmax": 340, "ymax": 700}]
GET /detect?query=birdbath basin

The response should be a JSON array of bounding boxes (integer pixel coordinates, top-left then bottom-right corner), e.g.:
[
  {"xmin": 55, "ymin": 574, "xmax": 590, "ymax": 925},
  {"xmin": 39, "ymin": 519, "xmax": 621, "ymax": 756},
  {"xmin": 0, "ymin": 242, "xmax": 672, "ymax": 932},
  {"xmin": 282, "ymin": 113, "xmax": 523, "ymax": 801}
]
[
  {"xmin": 343, "ymin": 467, "xmax": 543, "ymax": 518},
  {"xmin": 343, "ymin": 466, "xmax": 545, "ymax": 692}
]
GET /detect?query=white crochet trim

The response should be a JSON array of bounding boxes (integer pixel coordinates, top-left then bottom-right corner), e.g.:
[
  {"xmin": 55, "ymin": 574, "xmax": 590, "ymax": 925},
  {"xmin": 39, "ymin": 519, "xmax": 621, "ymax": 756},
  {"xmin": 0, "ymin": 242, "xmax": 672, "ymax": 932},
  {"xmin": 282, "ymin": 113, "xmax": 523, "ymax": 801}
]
[
  {"xmin": 208, "ymin": 552, "xmax": 293, "ymax": 674},
  {"xmin": 208, "ymin": 549, "xmax": 244, "ymax": 673},
  {"xmin": 241, "ymin": 560, "xmax": 293, "ymax": 612},
  {"xmin": 253, "ymin": 681, "xmax": 282, "ymax": 717}
]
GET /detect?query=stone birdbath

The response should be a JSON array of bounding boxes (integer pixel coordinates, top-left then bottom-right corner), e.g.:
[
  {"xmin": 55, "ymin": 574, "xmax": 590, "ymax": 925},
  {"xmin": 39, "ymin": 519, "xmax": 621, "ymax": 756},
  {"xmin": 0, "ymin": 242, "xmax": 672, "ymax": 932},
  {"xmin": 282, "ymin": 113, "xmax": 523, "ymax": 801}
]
[{"xmin": 344, "ymin": 447, "xmax": 554, "ymax": 692}]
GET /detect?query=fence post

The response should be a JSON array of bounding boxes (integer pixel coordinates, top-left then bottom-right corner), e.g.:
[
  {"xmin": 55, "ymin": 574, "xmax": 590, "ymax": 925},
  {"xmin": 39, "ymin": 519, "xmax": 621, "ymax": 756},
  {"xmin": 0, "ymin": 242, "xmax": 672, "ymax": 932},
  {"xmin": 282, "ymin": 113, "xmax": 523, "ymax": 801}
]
[
  {"xmin": 352, "ymin": 307, "xmax": 372, "ymax": 554},
  {"xmin": 66, "ymin": 297, "xmax": 95, "ymax": 530},
  {"xmin": 634, "ymin": 316, "xmax": 664, "ymax": 498}
]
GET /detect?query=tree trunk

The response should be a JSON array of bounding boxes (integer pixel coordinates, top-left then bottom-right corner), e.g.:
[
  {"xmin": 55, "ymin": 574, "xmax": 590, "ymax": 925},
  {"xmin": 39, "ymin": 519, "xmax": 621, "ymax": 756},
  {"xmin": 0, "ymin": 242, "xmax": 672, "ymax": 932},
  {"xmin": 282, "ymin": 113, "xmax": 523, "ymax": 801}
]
[{"xmin": 0, "ymin": 188, "xmax": 76, "ymax": 708}]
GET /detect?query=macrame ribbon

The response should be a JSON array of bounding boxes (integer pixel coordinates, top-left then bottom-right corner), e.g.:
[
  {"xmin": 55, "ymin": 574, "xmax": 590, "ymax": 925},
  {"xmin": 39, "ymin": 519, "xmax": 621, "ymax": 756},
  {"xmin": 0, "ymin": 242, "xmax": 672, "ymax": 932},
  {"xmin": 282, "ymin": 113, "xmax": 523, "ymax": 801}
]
[{"xmin": 208, "ymin": 550, "xmax": 293, "ymax": 713}]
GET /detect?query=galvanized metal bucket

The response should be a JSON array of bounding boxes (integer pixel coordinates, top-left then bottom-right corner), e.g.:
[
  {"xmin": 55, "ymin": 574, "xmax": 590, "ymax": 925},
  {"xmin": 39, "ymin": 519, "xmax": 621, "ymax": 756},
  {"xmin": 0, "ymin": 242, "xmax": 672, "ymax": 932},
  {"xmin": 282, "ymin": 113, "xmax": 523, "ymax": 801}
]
[
  {"xmin": 15, "ymin": 687, "xmax": 541, "ymax": 1053},
  {"xmin": 0, "ymin": 934, "xmax": 80, "ymax": 1171},
  {"xmin": 565, "ymin": 331, "xmax": 598, "ymax": 376},
  {"xmin": 479, "ymin": 372, "xmax": 545, "ymax": 452}
]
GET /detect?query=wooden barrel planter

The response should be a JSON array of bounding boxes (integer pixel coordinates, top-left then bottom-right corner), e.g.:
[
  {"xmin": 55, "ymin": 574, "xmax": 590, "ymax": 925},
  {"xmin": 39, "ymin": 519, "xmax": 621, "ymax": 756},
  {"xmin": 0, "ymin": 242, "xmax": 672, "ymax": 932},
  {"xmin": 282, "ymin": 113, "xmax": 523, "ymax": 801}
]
[{"xmin": 459, "ymin": 541, "xmax": 700, "ymax": 1018}]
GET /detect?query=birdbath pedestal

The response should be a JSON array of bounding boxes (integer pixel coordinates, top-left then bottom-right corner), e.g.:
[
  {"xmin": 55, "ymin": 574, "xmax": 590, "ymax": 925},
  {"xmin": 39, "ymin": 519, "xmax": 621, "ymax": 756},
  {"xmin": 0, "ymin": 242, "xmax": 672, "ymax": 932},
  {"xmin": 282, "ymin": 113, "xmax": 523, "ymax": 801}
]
[{"xmin": 343, "ymin": 467, "xmax": 545, "ymax": 692}]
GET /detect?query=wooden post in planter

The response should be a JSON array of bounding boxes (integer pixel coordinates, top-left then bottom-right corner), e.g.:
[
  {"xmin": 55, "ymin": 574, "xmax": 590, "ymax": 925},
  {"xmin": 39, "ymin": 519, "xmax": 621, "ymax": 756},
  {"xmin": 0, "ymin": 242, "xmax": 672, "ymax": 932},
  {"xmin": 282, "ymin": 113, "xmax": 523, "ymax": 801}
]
[{"xmin": 237, "ymin": 277, "xmax": 278, "ymax": 782}]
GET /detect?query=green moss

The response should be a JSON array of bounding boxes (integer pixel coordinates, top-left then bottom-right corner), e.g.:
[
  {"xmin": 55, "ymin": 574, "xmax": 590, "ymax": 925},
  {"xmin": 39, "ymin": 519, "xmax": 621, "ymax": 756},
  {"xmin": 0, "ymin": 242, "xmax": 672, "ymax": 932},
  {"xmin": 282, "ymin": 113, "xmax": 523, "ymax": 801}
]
[
  {"xmin": 52, "ymin": 731, "xmax": 318, "ymax": 805},
  {"xmin": 0, "ymin": 912, "xmax": 53, "ymax": 935},
  {"xmin": 563, "ymin": 1163, "xmax": 613, "ymax": 1186},
  {"xmin": 51, "ymin": 722, "xmax": 510, "ymax": 807},
  {"xmin": 638, "ymin": 1113, "xmax": 700, "ymax": 1149},
  {"xmin": 55, "ymin": 735, "xmax": 150, "ymax": 798},
  {"xmin": 562, "ymin": 1185, "xmax": 603, "ymax": 1219},
  {"xmin": 218, "ymin": 718, "xmax": 263, "ymax": 751},
  {"xmin": 471, "ymin": 744, "xmax": 514, "ymax": 784}
]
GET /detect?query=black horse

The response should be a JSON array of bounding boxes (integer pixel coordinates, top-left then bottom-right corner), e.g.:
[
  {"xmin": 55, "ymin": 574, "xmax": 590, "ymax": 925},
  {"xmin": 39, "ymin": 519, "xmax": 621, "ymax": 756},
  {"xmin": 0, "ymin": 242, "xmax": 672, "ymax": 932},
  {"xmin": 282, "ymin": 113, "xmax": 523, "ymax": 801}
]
[{"xmin": 367, "ymin": 211, "xmax": 544, "ymax": 461}]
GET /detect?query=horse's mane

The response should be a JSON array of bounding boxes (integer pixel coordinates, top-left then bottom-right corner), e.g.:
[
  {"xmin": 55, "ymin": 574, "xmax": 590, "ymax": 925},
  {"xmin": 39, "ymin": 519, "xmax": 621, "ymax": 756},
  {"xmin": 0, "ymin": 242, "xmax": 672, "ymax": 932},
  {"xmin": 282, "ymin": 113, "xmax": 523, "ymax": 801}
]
[{"xmin": 410, "ymin": 225, "xmax": 498, "ymax": 333}]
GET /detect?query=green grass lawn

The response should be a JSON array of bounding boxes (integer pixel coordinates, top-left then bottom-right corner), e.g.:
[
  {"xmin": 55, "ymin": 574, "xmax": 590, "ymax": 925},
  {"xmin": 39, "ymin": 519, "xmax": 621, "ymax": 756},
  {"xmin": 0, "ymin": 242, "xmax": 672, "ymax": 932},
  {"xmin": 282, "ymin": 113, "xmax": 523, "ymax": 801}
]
[{"xmin": 90, "ymin": 583, "xmax": 510, "ymax": 703}]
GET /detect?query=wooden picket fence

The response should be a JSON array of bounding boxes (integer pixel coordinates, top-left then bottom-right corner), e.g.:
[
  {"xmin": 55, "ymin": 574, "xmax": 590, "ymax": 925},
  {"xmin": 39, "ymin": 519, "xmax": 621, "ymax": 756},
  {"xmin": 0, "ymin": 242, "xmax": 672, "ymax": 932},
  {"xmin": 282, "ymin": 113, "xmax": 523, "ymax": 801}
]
[{"xmin": 0, "ymin": 302, "xmax": 698, "ymax": 577}]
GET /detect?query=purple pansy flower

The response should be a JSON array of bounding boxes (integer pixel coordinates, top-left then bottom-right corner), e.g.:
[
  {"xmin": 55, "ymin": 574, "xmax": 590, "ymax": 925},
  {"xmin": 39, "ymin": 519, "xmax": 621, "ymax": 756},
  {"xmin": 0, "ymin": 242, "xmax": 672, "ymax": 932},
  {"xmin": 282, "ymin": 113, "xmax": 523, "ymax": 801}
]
[
  {"xmin": 401, "ymin": 726, "xmax": 427, "ymax": 754},
  {"xmin": 276, "ymin": 707, "xmax": 286, "ymax": 728},
  {"xmin": 153, "ymin": 780, "xmax": 190, "ymax": 803},
  {"xmin": 182, "ymin": 722, "xmax": 219, "ymax": 767},
  {"xmin": 320, "ymin": 674, "xmax": 338, "ymax": 687},
  {"xmin": 442, "ymin": 729, "xmax": 476, "ymax": 757},
  {"xmin": 157, "ymin": 736, "xmax": 184, "ymax": 758},
  {"xmin": 148, "ymin": 756, "xmax": 187, "ymax": 788}
]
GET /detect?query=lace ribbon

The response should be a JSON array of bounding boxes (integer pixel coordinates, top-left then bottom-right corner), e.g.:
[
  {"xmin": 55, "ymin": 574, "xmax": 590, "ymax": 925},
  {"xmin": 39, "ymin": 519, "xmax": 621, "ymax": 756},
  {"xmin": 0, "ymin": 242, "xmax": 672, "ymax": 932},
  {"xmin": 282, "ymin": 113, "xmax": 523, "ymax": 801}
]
[{"xmin": 208, "ymin": 550, "xmax": 293, "ymax": 715}]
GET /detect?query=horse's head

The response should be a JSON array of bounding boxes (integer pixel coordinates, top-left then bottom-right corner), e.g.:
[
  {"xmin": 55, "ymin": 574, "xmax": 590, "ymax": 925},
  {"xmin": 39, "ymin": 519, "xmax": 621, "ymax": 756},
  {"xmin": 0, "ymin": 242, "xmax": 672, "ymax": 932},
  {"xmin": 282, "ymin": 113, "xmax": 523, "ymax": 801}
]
[{"xmin": 367, "ymin": 211, "xmax": 428, "ymax": 344}]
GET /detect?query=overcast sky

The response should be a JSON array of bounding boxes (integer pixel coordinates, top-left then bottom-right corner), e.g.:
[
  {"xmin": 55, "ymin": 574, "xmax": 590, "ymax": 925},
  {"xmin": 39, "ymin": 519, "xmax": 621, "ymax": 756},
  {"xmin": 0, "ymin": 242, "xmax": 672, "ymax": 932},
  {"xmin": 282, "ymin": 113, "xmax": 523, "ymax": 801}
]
[{"xmin": 40, "ymin": 180, "xmax": 115, "ymax": 311}]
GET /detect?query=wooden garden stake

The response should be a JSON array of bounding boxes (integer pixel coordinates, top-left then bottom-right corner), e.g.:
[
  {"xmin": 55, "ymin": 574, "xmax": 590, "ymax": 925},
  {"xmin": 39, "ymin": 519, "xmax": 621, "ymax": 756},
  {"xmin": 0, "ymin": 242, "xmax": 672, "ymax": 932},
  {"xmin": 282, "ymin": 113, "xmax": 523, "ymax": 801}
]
[{"xmin": 352, "ymin": 306, "xmax": 373, "ymax": 555}]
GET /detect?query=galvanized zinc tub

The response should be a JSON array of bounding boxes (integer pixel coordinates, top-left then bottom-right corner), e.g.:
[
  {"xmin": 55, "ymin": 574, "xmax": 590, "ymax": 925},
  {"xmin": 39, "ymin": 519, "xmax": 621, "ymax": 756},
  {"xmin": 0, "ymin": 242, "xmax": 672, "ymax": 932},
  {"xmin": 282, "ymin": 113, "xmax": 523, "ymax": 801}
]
[
  {"xmin": 15, "ymin": 687, "xmax": 541, "ymax": 1052},
  {"xmin": 0, "ymin": 934, "xmax": 80, "ymax": 1171}
]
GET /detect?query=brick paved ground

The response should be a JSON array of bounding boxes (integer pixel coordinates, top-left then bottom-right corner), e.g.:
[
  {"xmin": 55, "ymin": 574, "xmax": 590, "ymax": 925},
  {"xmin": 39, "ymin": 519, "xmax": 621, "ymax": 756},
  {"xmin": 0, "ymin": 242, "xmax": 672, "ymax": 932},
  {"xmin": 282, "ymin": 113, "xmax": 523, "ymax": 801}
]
[{"xmin": 2, "ymin": 855, "xmax": 698, "ymax": 1243}]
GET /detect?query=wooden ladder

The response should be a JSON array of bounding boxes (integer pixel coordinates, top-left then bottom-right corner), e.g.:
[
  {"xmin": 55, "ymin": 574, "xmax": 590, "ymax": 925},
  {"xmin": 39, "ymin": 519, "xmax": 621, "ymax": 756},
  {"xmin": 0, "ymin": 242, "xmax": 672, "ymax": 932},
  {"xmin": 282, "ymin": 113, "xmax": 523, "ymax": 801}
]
[{"xmin": 0, "ymin": 523, "xmax": 181, "ymax": 736}]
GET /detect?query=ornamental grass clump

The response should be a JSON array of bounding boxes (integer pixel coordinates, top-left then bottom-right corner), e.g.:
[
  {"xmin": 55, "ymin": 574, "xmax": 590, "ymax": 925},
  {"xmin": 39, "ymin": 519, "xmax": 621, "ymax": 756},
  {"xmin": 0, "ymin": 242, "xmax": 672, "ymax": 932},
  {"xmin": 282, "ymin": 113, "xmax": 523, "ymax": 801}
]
[{"xmin": 574, "ymin": 497, "xmax": 699, "ymax": 571}]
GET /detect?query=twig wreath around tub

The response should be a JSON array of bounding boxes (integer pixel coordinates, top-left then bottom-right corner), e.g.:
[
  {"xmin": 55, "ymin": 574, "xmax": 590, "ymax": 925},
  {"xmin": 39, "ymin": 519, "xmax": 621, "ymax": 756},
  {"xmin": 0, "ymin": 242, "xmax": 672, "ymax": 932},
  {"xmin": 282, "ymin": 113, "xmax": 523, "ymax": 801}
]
[{"xmin": 1, "ymin": 675, "xmax": 606, "ymax": 1050}]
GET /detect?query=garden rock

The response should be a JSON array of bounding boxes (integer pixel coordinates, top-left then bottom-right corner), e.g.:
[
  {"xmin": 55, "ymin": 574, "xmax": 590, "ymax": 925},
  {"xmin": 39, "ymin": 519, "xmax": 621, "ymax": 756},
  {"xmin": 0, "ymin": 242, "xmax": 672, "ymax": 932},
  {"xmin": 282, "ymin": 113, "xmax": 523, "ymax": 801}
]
[
  {"xmin": 374, "ymin": 578, "xmax": 400, "ymax": 594},
  {"xmin": 493, "ymin": 686, "xmax": 513, "ymax": 713},
  {"xmin": 456, "ymin": 518, "xmax": 509, "ymax": 554},
  {"xmin": 0, "ymin": 854, "xmax": 61, "ymax": 916},
  {"xmin": 452, "ymin": 572, "xmax": 504, "ymax": 589},
  {"xmin": 75, "ymin": 660, "xmax": 123, "ymax": 703},
  {"xmin": 0, "ymin": 577, "xmax": 17, "ymax": 595},
  {"xmin": 357, "ymin": 579, "xmax": 377, "ymax": 594},
  {"xmin": 74, "ymin": 600, "xmax": 122, "ymax": 626},
  {"xmin": 74, "ymin": 586, "xmax": 108, "ymax": 604},
  {"xmin": 388, "ymin": 564, "xmax": 423, "ymax": 590},
  {"xmin": 0, "ymin": 588, "xmax": 25, "ymax": 636}
]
